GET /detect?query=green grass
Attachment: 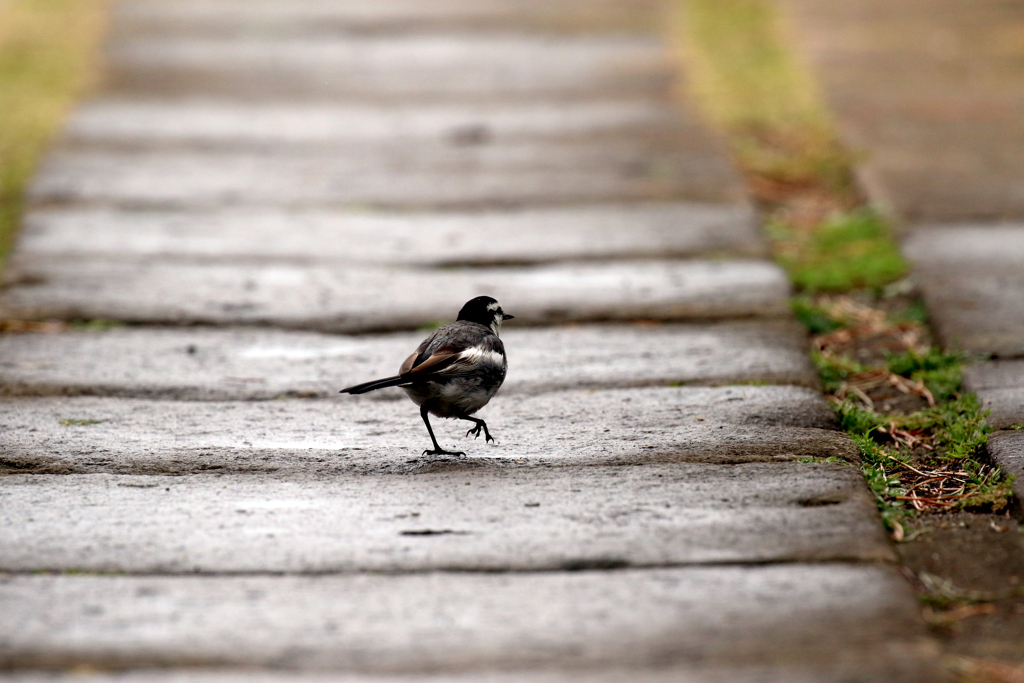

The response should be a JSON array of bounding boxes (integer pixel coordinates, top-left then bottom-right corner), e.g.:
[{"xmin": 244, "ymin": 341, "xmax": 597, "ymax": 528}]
[
  {"xmin": 0, "ymin": 0, "xmax": 112, "ymax": 272},
  {"xmin": 769, "ymin": 210, "xmax": 907, "ymax": 292}
]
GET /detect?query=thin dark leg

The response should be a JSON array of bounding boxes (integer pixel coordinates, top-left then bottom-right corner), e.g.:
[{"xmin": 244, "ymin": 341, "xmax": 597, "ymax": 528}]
[
  {"xmin": 462, "ymin": 416, "xmax": 494, "ymax": 443},
  {"xmin": 421, "ymin": 406, "xmax": 465, "ymax": 457}
]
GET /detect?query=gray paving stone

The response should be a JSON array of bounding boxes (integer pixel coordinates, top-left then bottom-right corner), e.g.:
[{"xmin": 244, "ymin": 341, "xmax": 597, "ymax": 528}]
[
  {"xmin": 63, "ymin": 101, "xmax": 687, "ymax": 146},
  {"xmin": 0, "ymin": 462, "xmax": 891, "ymax": 573},
  {"xmin": 0, "ymin": 259, "xmax": 790, "ymax": 331},
  {"xmin": 112, "ymin": 0, "xmax": 666, "ymax": 37},
  {"xmin": 103, "ymin": 36, "xmax": 671, "ymax": 101},
  {"xmin": 783, "ymin": 0, "xmax": 1024, "ymax": 222},
  {"xmin": 19, "ymin": 203, "xmax": 763, "ymax": 265},
  {"xmin": 963, "ymin": 360, "xmax": 1024, "ymax": 430},
  {"xmin": 28, "ymin": 142, "xmax": 740, "ymax": 209},
  {"xmin": 987, "ymin": 430, "xmax": 1024, "ymax": 504},
  {"xmin": 0, "ymin": 386, "xmax": 853, "ymax": 475},
  {"xmin": 0, "ymin": 321, "xmax": 818, "ymax": 400},
  {"xmin": 903, "ymin": 225, "xmax": 1024, "ymax": 357},
  {"xmin": 0, "ymin": 566, "xmax": 938, "ymax": 676},
  {"xmin": 0, "ymin": 661, "xmax": 943, "ymax": 683}
]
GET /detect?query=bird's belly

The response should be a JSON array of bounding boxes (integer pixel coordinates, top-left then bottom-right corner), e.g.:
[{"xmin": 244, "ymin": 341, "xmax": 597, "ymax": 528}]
[{"xmin": 403, "ymin": 377, "xmax": 500, "ymax": 418}]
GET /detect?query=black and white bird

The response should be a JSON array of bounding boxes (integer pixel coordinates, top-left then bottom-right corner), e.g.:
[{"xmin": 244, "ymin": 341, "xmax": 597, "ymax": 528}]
[{"xmin": 340, "ymin": 296, "xmax": 513, "ymax": 456}]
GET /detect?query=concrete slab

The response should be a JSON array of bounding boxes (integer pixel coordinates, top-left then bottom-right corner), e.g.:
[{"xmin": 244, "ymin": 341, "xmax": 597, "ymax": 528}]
[
  {"xmin": 0, "ymin": 462, "xmax": 892, "ymax": 573},
  {"xmin": 28, "ymin": 143, "xmax": 741, "ymax": 209},
  {"xmin": 0, "ymin": 321, "xmax": 818, "ymax": 400},
  {"xmin": 963, "ymin": 360, "xmax": 1024, "ymax": 430},
  {"xmin": 63, "ymin": 101, "xmax": 689, "ymax": 146},
  {"xmin": 783, "ymin": 0, "xmax": 1024, "ymax": 222},
  {"xmin": 19, "ymin": 203, "xmax": 764, "ymax": 265},
  {"xmin": 903, "ymin": 226, "xmax": 1024, "ymax": 357},
  {"xmin": 0, "ymin": 259, "xmax": 791, "ymax": 331},
  {"xmin": 987, "ymin": 430, "xmax": 1024, "ymax": 504},
  {"xmin": 0, "ymin": 661, "xmax": 943, "ymax": 683},
  {"xmin": 0, "ymin": 566, "xmax": 938, "ymax": 676},
  {"xmin": 0, "ymin": 386, "xmax": 853, "ymax": 475},
  {"xmin": 111, "ymin": 0, "xmax": 666, "ymax": 37},
  {"xmin": 103, "ymin": 36, "xmax": 672, "ymax": 101}
]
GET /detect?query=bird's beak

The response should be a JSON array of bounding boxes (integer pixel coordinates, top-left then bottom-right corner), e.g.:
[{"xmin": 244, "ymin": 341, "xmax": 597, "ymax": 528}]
[{"xmin": 503, "ymin": 313, "xmax": 514, "ymax": 320}]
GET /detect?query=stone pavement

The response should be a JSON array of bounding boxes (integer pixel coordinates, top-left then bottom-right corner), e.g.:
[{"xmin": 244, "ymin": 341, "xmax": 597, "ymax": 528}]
[
  {"xmin": 781, "ymin": 0, "xmax": 1024, "ymax": 503},
  {"xmin": 0, "ymin": 0, "xmax": 941, "ymax": 680}
]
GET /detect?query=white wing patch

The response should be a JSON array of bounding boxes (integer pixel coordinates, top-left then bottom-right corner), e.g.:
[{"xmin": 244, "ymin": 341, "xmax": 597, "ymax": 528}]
[{"xmin": 454, "ymin": 346, "xmax": 505, "ymax": 368}]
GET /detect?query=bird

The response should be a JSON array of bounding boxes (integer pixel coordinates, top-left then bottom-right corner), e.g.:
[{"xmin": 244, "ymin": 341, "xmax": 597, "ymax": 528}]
[{"xmin": 340, "ymin": 296, "xmax": 513, "ymax": 456}]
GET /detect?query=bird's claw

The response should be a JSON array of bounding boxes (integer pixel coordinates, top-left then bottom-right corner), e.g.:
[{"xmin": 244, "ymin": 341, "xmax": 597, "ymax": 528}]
[
  {"xmin": 465, "ymin": 425, "xmax": 495, "ymax": 443},
  {"xmin": 422, "ymin": 448, "xmax": 465, "ymax": 458}
]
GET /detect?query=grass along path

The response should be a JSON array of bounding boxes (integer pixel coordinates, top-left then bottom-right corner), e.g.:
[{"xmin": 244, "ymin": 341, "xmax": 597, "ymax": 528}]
[
  {"xmin": 676, "ymin": 4, "xmax": 1024, "ymax": 674},
  {"xmin": 676, "ymin": 0, "xmax": 1013, "ymax": 532},
  {"xmin": 0, "ymin": 0, "xmax": 112, "ymax": 272}
]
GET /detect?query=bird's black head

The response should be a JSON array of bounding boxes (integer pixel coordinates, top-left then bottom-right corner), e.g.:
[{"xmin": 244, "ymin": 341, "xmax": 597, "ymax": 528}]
[{"xmin": 457, "ymin": 296, "xmax": 513, "ymax": 336}]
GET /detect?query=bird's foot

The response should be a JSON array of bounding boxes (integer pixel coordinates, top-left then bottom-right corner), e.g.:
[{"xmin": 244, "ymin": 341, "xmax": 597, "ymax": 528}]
[
  {"xmin": 464, "ymin": 423, "xmax": 495, "ymax": 446},
  {"xmin": 465, "ymin": 424, "xmax": 495, "ymax": 443},
  {"xmin": 422, "ymin": 448, "xmax": 466, "ymax": 458}
]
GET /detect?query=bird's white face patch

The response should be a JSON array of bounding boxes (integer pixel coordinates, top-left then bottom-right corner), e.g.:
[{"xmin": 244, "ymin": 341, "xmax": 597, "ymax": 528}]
[
  {"xmin": 490, "ymin": 313, "xmax": 504, "ymax": 337},
  {"xmin": 487, "ymin": 302, "xmax": 500, "ymax": 312}
]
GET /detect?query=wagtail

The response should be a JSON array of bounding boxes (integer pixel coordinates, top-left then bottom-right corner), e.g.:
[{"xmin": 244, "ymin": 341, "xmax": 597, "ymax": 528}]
[{"xmin": 340, "ymin": 296, "xmax": 512, "ymax": 456}]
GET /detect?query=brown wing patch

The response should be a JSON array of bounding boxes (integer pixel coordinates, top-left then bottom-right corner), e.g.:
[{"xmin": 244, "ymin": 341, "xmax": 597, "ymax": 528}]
[
  {"xmin": 399, "ymin": 350, "xmax": 420, "ymax": 375},
  {"xmin": 406, "ymin": 352, "xmax": 460, "ymax": 376}
]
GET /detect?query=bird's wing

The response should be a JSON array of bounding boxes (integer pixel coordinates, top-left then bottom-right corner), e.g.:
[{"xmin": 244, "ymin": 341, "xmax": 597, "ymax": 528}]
[
  {"xmin": 399, "ymin": 350, "xmax": 419, "ymax": 375},
  {"xmin": 397, "ymin": 322, "xmax": 504, "ymax": 381},
  {"xmin": 405, "ymin": 351, "xmax": 461, "ymax": 376}
]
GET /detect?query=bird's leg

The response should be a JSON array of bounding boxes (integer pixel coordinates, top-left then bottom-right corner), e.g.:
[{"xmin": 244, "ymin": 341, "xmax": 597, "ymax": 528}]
[
  {"xmin": 421, "ymin": 406, "xmax": 465, "ymax": 457},
  {"xmin": 462, "ymin": 416, "xmax": 494, "ymax": 443}
]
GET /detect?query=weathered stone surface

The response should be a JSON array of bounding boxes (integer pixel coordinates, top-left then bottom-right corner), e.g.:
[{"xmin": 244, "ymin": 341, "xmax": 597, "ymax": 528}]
[
  {"xmin": 903, "ymin": 226, "xmax": 1024, "ymax": 357},
  {"xmin": 0, "ymin": 462, "xmax": 891, "ymax": 573},
  {"xmin": 20, "ymin": 203, "xmax": 763, "ymax": 265},
  {"xmin": 987, "ymin": 430, "xmax": 1024, "ymax": 504},
  {"xmin": 0, "ymin": 661, "xmax": 943, "ymax": 683},
  {"xmin": 28, "ymin": 143, "xmax": 740, "ymax": 209},
  {"xmin": 0, "ymin": 259, "xmax": 790, "ymax": 331},
  {"xmin": 0, "ymin": 321, "xmax": 817, "ymax": 400},
  {"xmin": 783, "ymin": 0, "xmax": 1024, "ymax": 222},
  {"xmin": 904, "ymin": 224, "xmax": 1024, "ymax": 265},
  {"xmin": 0, "ymin": 566, "xmax": 937, "ymax": 675},
  {"xmin": 103, "ymin": 36, "xmax": 672, "ymax": 101},
  {"xmin": 63, "ymin": 101, "xmax": 688, "ymax": 146},
  {"xmin": 0, "ymin": 387, "xmax": 853, "ymax": 475},
  {"xmin": 963, "ymin": 360, "xmax": 1024, "ymax": 430},
  {"xmin": 112, "ymin": 0, "xmax": 667, "ymax": 37}
]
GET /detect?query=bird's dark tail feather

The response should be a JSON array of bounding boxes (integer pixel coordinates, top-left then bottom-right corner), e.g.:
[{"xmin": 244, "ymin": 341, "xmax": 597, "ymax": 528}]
[{"xmin": 340, "ymin": 375, "xmax": 409, "ymax": 395}]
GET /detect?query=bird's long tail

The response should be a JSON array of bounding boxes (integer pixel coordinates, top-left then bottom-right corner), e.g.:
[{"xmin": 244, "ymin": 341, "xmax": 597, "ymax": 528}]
[{"xmin": 339, "ymin": 375, "xmax": 410, "ymax": 395}]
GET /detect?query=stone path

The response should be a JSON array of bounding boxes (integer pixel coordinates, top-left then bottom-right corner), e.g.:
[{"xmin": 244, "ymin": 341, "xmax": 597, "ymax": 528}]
[
  {"xmin": 0, "ymin": 0, "xmax": 939, "ymax": 679},
  {"xmin": 781, "ymin": 0, "xmax": 1024, "ymax": 502}
]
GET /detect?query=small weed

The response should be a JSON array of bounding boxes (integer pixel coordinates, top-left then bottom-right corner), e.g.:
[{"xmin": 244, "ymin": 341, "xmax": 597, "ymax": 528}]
[
  {"xmin": 70, "ymin": 319, "xmax": 123, "ymax": 331},
  {"xmin": 812, "ymin": 350, "xmax": 868, "ymax": 394},
  {"xmin": 771, "ymin": 210, "xmax": 907, "ymax": 293},
  {"xmin": 59, "ymin": 418, "xmax": 102, "ymax": 426},
  {"xmin": 886, "ymin": 348, "xmax": 964, "ymax": 403},
  {"xmin": 791, "ymin": 297, "xmax": 842, "ymax": 334},
  {"xmin": 797, "ymin": 455, "xmax": 847, "ymax": 465}
]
